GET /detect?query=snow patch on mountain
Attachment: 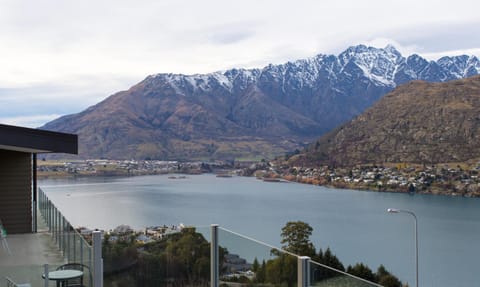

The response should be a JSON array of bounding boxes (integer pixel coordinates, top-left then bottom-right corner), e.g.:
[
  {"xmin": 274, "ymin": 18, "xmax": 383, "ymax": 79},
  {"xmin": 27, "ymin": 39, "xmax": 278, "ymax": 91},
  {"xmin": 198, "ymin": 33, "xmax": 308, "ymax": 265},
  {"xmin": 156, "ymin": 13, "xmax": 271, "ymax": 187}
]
[{"xmin": 147, "ymin": 44, "xmax": 479, "ymax": 98}]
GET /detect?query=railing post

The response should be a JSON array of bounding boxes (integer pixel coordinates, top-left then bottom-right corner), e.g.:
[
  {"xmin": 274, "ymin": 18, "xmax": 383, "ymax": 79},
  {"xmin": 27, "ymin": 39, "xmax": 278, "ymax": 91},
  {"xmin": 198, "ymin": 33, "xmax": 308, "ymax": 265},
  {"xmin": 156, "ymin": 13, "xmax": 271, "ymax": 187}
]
[
  {"xmin": 49, "ymin": 200, "xmax": 52, "ymax": 231},
  {"xmin": 80, "ymin": 236, "xmax": 83, "ymax": 265},
  {"xmin": 56, "ymin": 208, "xmax": 60, "ymax": 244},
  {"xmin": 54, "ymin": 207, "xmax": 57, "ymax": 243},
  {"xmin": 211, "ymin": 224, "xmax": 219, "ymax": 287},
  {"xmin": 73, "ymin": 228, "xmax": 76, "ymax": 262},
  {"xmin": 67, "ymin": 223, "xmax": 71, "ymax": 262},
  {"xmin": 48, "ymin": 200, "xmax": 50, "ymax": 229},
  {"xmin": 44, "ymin": 264, "xmax": 49, "ymax": 287},
  {"xmin": 298, "ymin": 256, "xmax": 310, "ymax": 287},
  {"xmin": 93, "ymin": 230, "xmax": 103, "ymax": 287},
  {"xmin": 61, "ymin": 215, "xmax": 65, "ymax": 254}
]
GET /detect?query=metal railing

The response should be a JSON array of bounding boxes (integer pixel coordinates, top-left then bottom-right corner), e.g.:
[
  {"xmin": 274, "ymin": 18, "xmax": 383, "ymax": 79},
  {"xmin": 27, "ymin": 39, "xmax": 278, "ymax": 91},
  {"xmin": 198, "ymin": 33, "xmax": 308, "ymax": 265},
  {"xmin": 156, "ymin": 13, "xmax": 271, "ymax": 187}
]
[
  {"xmin": 213, "ymin": 225, "xmax": 384, "ymax": 287},
  {"xmin": 38, "ymin": 188, "xmax": 100, "ymax": 286},
  {"xmin": 35, "ymin": 189, "xmax": 382, "ymax": 287},
  {"xmin": 101, "ymin": 223, "xmax": 382, "ymax": 287}
]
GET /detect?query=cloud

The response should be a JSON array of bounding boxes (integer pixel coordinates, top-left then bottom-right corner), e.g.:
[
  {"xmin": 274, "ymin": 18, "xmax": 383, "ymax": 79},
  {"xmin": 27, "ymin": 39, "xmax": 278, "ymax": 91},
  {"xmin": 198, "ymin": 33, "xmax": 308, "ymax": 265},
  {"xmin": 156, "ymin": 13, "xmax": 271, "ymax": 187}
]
[
  {"xmin": 0, "ymin": 0, "xmax": 480, "ymax": 124},
  {"xmin": 0, "ymin": 74, "xmax": 141, "ymax": 122},
  {"xmin": 422, "ymin": 48, "xmax": 480, "ymax": 61},
  {"xmin": 372, "ymin": 20, "xmax": 480, "ymax": 58},
  {"xmin": 0, "ymin": 114, "xmax": 62, "ymax": 128},
  {"xmin": 206, "ymin": 23, "xmax": 256, "ymax": 45},
  {"xmin": 361, "ymin": 38, "xmax": 420, "ymax": 57}
]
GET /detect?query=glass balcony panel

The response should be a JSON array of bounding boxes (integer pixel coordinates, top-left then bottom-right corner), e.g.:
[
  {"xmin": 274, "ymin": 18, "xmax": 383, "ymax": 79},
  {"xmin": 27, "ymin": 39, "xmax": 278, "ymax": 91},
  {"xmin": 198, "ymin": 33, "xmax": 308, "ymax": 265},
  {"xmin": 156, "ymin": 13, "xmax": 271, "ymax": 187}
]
[
  {"xmin": 192, "ymin": 225, "xmax": 211, "ymax": 286},
  {"xmin": 36, "ymin": 188, "xmax": 94, "ymax": 286},
  {"xmin": 104, "ymin": 225, "xmax": 210, "ymax": 287},
  {"xmin": 310, "ymin": 260, "xmax": 380, "ymax": 287},
  {"xmin": 218, "ymin": 227, "xmax": 298, "ymax": 287}
]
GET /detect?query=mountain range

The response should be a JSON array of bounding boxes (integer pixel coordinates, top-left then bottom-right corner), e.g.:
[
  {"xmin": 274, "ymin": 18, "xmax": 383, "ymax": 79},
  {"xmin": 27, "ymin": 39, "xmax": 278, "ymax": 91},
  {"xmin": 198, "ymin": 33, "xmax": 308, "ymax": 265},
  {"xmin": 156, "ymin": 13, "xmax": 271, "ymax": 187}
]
[
  {"xmin": 288, "ymin": 75, "xmax": 480, "ymax": 167},
  {"xmin": 41, "ymin": 44, "xmax": 480, "ymax": 160}
]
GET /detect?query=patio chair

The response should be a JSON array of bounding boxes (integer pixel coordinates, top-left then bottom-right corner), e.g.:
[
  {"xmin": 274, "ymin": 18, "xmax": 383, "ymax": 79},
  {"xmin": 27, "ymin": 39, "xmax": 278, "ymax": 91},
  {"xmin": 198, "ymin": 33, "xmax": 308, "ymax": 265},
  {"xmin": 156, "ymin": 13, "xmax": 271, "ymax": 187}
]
[
  {"xmin": 56, "ymin": 263, "xmax": 91, "ymax": 287},
  {"xmin": 5, "ymin": 277, "xmax": 32, "ymax": 287},
  {"xmin": 0, "ymin": 219, "xmax": 11, "ymax": 255}
]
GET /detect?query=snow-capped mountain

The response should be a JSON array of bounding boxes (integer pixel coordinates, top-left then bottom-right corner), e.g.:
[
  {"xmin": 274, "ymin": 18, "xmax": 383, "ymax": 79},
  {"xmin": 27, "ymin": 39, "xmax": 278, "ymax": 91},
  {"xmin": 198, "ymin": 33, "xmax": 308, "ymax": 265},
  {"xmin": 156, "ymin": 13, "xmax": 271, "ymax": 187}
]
[
  {"xmin": 150, "ymin": 44, "xmax": 479, "ymax": 93},
  {"xmin": 42, "ymin": 45, "xmax": 480, "ymax": 160}
]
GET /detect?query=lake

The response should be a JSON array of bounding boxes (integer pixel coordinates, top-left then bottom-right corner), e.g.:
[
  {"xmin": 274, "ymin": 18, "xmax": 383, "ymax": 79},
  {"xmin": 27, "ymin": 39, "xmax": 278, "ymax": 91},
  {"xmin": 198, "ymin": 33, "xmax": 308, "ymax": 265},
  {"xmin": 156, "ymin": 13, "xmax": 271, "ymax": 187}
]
[{"xmin": 40, "ymin": 174, "xmax": 480, "ymax": 287}]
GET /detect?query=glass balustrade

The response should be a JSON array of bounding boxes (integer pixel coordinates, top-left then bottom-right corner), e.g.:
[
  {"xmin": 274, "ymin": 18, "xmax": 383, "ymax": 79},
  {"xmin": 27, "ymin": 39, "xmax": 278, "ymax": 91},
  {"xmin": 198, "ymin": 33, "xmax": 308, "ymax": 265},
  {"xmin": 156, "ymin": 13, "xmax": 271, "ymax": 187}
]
[
  {"xmin": 36, "ymin": 188, "xmax": 385, "ymax": 287},
  {"xmin": 104, "ymin": 225, "xmax": 211, "ymax": 287},
  {"xmin": 218, "ymin": 226, "xmax": 299, "ymax": 287},
  {"xmin": 310, "ymin": 260, "xmax": 382, "ymax": 287},
  {"xmin": 38, "ymin": 188, "xmax": 93, "ymax": 286}
]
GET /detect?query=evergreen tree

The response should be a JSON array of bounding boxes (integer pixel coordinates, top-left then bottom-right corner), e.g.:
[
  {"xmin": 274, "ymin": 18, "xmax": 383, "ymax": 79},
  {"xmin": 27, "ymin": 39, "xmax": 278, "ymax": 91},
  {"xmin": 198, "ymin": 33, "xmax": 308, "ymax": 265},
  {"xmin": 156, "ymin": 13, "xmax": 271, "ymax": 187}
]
[
  {"xmin": 376, "ymin": 264, "xmax": 390, "ymax": 278},
  {"xmin": 347, "ymin": 263, "xmax": 375, "ymax": 282},
  {"xmin": 376, "ymin": 265, "xmax": 402, "ymax": 287},
  {"xmin": 323, "ymin": 247, "xmax": 345, "ymax": 271},
  {"xmin": 312, "ymin": 247, "xmax": 345, "ymax": 280},
  {"xmin": 378, "ymin": 274, "xmax": 402, "ymax": 287},
  {"xmin": 254, "ymin": 260, "xmax": 266, "ymax": 283},
  {"xmin": 252, "ymin": 257, "xmax": 260, "ymax": 272}
]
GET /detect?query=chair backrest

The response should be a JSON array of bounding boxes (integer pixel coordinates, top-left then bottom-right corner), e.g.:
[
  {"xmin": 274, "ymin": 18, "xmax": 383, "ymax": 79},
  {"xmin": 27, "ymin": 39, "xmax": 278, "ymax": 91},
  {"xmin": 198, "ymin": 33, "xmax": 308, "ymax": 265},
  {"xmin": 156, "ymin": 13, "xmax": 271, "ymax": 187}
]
[
  {"xmin": 5, "ymin": 277, "xmax": 16, "ymax": 287},
  {"xmin": 5, "ymin": 277, "xmax": 32, "ymax": 287},
  {"xmin": 0, "ymin": 221, "xmax": 11, "ymax": 255},
  {"xmin": 57, "ymin": 263, "xmax": 87, "ymax": 271},
  {"xmin": 0, "ymin": 219, "xmax": 7, "ymax": 238}
]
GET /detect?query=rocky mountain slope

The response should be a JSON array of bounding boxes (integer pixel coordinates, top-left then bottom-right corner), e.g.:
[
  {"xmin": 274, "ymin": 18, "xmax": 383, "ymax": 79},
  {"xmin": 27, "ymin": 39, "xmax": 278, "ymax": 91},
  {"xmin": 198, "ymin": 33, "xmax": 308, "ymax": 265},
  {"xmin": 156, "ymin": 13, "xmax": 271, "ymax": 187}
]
[
  {"xmin": 41, "ymin": 45, "xmax": 480, "ymax": 160},
  {"xmin": 289, "ymin": 75, "xmax": 480, "ymax": 167}
]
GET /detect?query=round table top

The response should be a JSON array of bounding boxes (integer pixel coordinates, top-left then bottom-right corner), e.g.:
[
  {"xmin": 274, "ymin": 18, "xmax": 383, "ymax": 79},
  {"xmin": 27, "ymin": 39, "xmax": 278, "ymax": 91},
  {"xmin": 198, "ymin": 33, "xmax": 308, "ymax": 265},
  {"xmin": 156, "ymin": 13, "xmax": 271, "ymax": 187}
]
[{"xmin": 43, "ymin": 270, "xmax": 83, "ymax": 280}]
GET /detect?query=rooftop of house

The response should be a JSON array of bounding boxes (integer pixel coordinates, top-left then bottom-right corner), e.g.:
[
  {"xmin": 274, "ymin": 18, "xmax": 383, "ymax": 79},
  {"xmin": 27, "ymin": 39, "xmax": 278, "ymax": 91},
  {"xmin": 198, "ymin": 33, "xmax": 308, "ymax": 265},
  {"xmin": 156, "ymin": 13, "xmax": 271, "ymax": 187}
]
[{"xmin": 0, "ymin": 124, "xmax": 77, "ymax": 154}]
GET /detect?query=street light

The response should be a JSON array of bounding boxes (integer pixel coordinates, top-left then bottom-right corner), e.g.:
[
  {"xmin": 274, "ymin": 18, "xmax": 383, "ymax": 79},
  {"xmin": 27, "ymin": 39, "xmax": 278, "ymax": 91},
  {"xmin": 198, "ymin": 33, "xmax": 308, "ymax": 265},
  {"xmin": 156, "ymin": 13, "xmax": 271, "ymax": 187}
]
[{"xmin": 387, "ymin": 208, "xmax": 418, "ymax": 287}]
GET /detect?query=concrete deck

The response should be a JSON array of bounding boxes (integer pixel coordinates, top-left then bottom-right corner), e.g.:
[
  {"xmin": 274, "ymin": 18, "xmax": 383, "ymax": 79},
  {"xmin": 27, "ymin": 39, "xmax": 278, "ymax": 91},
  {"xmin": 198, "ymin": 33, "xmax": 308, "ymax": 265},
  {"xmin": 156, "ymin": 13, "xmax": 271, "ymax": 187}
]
[{"xmin": 0, "ymin": 216, "xmax": 65, "ymax": 286}]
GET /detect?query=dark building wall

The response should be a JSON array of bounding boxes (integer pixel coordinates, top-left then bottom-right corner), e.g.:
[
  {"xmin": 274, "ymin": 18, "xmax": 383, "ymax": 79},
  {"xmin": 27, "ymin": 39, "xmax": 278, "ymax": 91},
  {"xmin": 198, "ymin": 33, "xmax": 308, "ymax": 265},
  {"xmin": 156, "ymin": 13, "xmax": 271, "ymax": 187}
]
[{"xmin": 0, "ymin": 150, "xmax": 32, "ymax": 234}]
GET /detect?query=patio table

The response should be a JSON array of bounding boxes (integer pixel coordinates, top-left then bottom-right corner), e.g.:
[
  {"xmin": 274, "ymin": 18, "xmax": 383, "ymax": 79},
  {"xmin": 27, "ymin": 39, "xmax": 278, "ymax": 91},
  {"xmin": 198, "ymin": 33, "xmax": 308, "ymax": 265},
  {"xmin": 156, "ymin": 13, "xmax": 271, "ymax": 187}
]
[{"xmin": 42, "ymin": 269, "xmax": 83, "ymax": 287}]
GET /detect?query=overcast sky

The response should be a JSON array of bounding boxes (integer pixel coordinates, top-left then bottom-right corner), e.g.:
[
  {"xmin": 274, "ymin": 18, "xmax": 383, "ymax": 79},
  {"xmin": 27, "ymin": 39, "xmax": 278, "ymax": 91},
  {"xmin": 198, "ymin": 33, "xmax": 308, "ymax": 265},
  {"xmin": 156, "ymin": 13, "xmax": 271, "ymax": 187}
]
[{"xmin": 1, "ymin": 0, "xmax": 479, "ymax": 127}]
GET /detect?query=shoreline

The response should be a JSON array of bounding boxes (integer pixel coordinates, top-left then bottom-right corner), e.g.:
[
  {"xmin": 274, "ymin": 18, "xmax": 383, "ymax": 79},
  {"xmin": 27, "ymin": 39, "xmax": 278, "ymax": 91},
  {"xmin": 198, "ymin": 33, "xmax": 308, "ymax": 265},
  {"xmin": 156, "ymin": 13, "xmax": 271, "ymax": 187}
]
[
  {"xmin": 38, "ymin": 168, "xmax": 480, "ymax": 198},
  {"xmin": 285, "ymin": 177, "xmax": 479, "ymax": 197},
  {"xmin": 272, "ymin": 175, "xmax": 480, "ymax": 198}
]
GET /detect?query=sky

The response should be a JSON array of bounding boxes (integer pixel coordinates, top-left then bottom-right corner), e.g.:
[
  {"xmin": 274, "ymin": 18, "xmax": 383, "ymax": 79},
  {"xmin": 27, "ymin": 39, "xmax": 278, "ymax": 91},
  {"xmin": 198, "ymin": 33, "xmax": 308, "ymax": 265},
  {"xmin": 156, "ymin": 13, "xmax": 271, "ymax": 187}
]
[{"xmin": 1, "ymin": 0, "xmax": 479, "ymax": 128}]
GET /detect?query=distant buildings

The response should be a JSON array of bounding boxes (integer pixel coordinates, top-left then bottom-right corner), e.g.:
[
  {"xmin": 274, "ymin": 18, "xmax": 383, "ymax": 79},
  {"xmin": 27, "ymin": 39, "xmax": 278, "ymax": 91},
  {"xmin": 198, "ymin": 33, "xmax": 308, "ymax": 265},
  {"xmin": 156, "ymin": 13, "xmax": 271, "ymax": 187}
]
[
  {"xmin": 268, "ymin": 163, "xmax": 480, "ymax": 197},
  {"xmin": 223, "ymin": 254, "xmax": 252, "ymax": 273},
  {"xmin": 85, "ymin": 224, "xmax": 187, "ymax": 244},
  {"xmin": 37, "ymin": 159, "xmax": 233, "ymax": 177}
]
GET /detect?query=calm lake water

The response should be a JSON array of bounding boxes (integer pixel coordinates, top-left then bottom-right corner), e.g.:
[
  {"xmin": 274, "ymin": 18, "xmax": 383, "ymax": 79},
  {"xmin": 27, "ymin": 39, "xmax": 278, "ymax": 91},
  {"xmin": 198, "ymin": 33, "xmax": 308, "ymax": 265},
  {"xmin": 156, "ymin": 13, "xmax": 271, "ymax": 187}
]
[{"xmin": 40, "ymin": 174, "xmax": 480, "ymax": 287}]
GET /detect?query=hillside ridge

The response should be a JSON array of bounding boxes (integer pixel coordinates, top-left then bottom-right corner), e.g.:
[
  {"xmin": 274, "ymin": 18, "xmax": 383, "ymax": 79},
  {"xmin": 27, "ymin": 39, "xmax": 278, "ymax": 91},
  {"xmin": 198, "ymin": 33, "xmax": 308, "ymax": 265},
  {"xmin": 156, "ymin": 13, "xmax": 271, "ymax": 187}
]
[{"xmin": 290, "ymin": 75, "xmax": 480, "ymax": 167}]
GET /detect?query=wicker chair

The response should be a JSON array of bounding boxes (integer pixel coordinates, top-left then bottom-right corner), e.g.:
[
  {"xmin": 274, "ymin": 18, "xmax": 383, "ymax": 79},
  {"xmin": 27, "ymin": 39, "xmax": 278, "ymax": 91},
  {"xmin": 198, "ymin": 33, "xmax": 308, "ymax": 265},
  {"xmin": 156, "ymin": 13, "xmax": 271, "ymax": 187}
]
[
  {"xmin": 5, "ymin": 277, "xmax": 31, "ymax": 287},
  {"xmin": 0, "ymin": 219, "xmax": 11, "ymax": 255}
]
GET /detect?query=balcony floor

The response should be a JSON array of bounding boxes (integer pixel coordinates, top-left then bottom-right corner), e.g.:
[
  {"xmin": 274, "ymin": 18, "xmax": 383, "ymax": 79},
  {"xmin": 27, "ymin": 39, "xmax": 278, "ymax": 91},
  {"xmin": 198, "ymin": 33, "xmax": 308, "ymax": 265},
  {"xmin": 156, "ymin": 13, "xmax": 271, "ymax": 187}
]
[
  {"xmin": 0, "ymin": 231, "xmax": 65, "ymax": 267},
  {"xmin": 0, "ymin": 215, "xmax": 65, "ymax": 285}
]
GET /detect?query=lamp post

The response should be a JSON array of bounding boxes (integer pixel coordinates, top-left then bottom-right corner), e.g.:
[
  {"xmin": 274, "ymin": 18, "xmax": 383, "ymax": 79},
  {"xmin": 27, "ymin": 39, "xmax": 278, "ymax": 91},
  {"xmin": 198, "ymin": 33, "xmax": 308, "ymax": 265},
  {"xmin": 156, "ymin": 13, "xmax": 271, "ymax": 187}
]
[{"xmin": 387, "ymin": 208, "xmax": 418, "ymax": 287}]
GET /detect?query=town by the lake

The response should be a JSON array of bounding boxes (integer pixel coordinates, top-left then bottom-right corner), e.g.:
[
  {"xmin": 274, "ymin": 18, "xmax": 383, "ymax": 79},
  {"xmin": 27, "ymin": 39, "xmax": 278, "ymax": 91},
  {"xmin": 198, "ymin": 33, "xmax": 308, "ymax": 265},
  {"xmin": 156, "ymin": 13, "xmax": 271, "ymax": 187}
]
[{"xmin": 38, "ymin": 158, "xmax": 480, "ymax": 197}]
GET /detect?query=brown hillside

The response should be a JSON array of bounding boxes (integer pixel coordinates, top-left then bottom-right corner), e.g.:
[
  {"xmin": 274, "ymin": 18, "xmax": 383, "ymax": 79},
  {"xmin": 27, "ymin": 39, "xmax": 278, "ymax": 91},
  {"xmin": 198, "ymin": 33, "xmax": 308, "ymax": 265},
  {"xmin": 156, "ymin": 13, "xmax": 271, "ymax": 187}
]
[{"xmin": 292, "ymin": 75, "xmax": 480, "ymax": 166}]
